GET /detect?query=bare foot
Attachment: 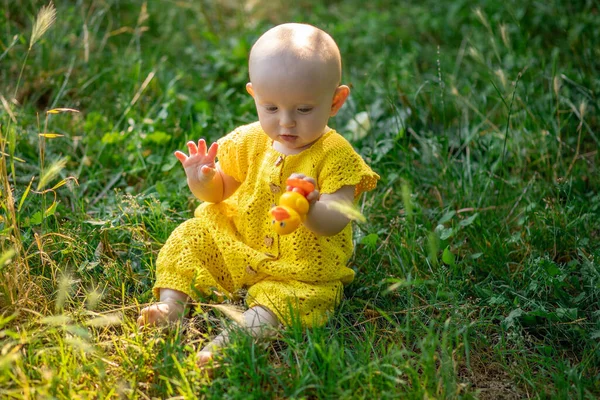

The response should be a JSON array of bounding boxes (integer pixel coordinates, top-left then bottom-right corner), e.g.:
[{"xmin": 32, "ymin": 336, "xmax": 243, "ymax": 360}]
[
  {"xmin": 196, "ymin": 331, "xmax": 227, "ymax": 375},
  {"xmin": 137, "ymin": 299, "xmax": 186, "ymax": 327},
  {"xmin": 197, "ymin": 350, "xmax": 214, "ymax": 366},
  {"xmin": 196, "ymin": 350, "xmax": 218, "ymax": 377}
]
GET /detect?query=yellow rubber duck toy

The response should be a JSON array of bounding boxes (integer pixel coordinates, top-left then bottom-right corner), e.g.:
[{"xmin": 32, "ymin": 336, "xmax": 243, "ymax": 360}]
[{"xmin": 269, "ymin": 178, "xmax": 315, "ymax": 235}]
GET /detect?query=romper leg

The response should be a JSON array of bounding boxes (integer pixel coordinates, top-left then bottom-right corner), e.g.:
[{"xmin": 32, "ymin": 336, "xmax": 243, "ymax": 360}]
[
  {"xmin": 153, "ymin": 217, "xmax": 229, "ymax": 299},
  {"xmin": 201, "ymin": 306, "xmax": 279, "ymax": 352},
  {"xmin": 196, "ymin": 306, "xmax": 279, "ymax": 368},
  {"xmin": 246, "ymin": 279, "xmax": 344, "ymax": 328},
  {"xmin": 153, "ymin": 202, "xmax": 270, "ymax": 301}
]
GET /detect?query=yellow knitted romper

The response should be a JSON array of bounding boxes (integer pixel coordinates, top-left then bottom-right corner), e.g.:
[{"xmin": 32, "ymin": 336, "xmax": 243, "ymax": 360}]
[{"xmin": 154, "ymin": 122, "xmax": 379, "ymax": 327}]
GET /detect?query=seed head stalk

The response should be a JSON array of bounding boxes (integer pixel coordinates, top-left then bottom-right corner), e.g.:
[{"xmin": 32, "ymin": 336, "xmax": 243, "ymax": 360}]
[{"xmin": 1, "ymin": 2, "xmax": 57, "ymax": 309}]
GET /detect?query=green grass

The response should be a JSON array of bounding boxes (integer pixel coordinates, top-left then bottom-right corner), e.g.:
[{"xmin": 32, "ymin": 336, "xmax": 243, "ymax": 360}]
[{"xmin": 1, "ymin": 0, "xmax": 599, "ymax": 398}]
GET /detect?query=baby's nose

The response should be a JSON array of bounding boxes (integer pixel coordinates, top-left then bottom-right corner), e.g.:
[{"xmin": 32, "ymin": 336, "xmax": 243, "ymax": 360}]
[{"xmin": 279, "ymin": 112, "xmax": 296, "ymax": 128}]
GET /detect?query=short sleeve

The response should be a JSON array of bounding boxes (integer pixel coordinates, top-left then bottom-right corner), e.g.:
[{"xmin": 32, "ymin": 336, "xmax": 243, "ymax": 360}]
[
  {"xmin": 217, "ymin": 127, "xmax": 248, "ymax": 183},
  {"xmin": 317, "ymin": 134, "xmax": 379, "ymax": 198}
]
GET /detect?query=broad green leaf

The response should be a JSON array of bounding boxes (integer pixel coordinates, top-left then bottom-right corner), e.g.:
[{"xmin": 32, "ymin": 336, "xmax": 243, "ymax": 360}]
[
  {"xmin": 145, "ymin": 130, "xmax": 171, "ymax": 145},
  {"xmin": 439, "ymin": 226, "xmax": 454, "ymax": 240},
  {"xmin": 161, "ymin": 158, "xmax": 178, "ymax": 172},
  {"xmin": 146, "ymin": 154, "xmax": 163, "ymax": 165},
  {"xmin": 503, "ymin": 308, "xmax": 523, "ymax": 329},
  {"xmin": 28, "ymin": 211, "xmax": 43, "ymax": 226},
  {"xmin": 442, "ymin": 246, "xmax": 455, "ymax": 266},
  {"xmin": 101, "ymin": 132, "xmax": 124, "ymax": 144},
  {"xmin": 459, "ymin": 213, "xmax": 479, "ymax": 227},
  {"xmin": 556, "ymin": 308, "xmax": 577, "ymax": 320},
  {"xmin": 45, "ymin": 201, "xmax": 58, "ymax": 217},
  {"xmin": 360, "ymin": 233, "xmax": 379, "ymax": 248},
  {"xmin": 155, "ymin": 181, "xmax": 167, "ymax": 196},
  {"xmin": 438, "ymin": 210, "xmax": 456, "ymax": 225}
]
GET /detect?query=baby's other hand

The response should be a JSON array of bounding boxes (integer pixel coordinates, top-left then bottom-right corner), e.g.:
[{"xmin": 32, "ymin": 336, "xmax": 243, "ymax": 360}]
[
  {"xmin": 287, "ymin": 173, "xmax": 319, "ymax": 204},
  {"xmin": 174, "ymin": 139, "xmax": 218, "ymax": 183}
]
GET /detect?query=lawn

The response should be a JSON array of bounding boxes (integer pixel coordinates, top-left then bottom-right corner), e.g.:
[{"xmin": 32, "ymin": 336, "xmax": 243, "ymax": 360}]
[{"xmin": 1, "ymin": 0, "xmax": 599, "ymax": 398}]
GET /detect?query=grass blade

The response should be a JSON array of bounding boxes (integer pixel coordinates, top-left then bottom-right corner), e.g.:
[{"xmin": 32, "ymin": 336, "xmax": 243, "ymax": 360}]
[{"xmin": 17, "ymin": 176, "xmax": 35, "ymax": 212}]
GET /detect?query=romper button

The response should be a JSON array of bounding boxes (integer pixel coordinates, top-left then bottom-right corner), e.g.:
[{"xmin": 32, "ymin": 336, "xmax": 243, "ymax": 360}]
[
  {"xmin": 269, "ymin": 183, "xmax": 281, "ymax": 194},
  {"xmin": 264, "ymin": 236, "xmax": 274, "ymax": 247}
]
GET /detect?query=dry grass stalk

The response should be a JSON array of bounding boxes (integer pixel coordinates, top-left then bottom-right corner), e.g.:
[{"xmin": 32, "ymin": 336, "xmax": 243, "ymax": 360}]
[
  {"xmin": 0, "ymin": 123, "xmax": 25, "ymax": 310},
  {"xmin": 0, "ymin": 95, "xmax": 17, "ymax": 123}
]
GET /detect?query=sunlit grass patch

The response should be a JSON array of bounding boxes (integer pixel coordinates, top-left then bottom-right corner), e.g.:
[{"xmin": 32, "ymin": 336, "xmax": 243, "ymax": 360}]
[{"xmin": 0, "ymin": 0, "xmax": 599, "ymax": 398}]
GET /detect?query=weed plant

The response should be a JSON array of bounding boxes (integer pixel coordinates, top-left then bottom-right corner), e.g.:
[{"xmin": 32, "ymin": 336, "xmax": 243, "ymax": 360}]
[{"xmin": 1, "ymin": 0, "xmax": 599, "ymax": 398}]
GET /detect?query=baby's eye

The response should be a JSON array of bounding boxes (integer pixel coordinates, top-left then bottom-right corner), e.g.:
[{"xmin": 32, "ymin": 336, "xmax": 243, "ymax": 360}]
[
  {"xmin": 297, "ymin": 107, "xmax": 313, "ymax": 114},
  {"xmin": 265, "ymin": 106, "xmax": 278, "ymax": 112}
]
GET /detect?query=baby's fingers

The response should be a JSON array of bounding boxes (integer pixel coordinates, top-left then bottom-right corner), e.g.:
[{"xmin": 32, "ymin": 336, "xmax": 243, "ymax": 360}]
[
  {"xmin": 207, "ymin": 142, "xmax": 219, "ymax": 161},
  {"xmin": 196, "ymin": 139, "xmax": 207, "ymax": 156},
  {"xmin": 306, "ymin": 189, "xmax": 320, "ymax": 204},
  {"xmin": 304, "ymin": 176, "xmax": 316, "ymax": 186},
  {"xmin": 200, "ymin": 165, "xmax": 216, "ymax": 179},
  {"xmin": 288, "ymin": 173, "xmax": 305, "ymax": 181},
  {"xmin": 187, "ymin": 140, "xmax": 199, "ymax": 155},
  {"xmin": 286, "ymin": 175, "xmax": 316, "ymax": 193},
  {"xmin": 174, "ymin": 151, "xmax": 188, "ymax": 163}
]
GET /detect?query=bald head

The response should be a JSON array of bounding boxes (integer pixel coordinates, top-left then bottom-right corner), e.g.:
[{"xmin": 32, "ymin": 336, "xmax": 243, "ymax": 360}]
[{"xmin": 249, "ymin": 23, "xmax": 342, "ymax": 92}]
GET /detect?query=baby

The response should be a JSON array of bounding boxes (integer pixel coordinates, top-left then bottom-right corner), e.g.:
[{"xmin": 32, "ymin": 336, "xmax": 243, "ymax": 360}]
[{"xmin": 138, "ymin": 23, "xmax": 379, "ymax": 365}]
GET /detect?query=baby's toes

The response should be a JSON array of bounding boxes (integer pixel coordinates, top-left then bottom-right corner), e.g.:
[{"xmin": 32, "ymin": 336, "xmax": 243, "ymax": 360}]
[
  {"xmin": 137, "ymin": 307, "xmax": 150, "ymax": 327},
  {"xmin": 138, "ymin": 305, "xmax": 164, "ymax": 327},
  {"xmin": 197, "ymin": 350, "xmax": 213, "ymax": 366},
  {"xmin": 196, "ymin": 350, "xmax": 218, "ymax": 378}
]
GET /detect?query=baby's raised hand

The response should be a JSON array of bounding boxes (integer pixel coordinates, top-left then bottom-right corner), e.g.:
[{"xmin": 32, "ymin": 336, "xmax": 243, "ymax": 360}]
[
  {"xmin": 174, "ymin": 139, "xmax": 219, "ymax": 184},
  {"xmin": 287, "ymin": 173, "xmax": 319, "ymax": 204}
]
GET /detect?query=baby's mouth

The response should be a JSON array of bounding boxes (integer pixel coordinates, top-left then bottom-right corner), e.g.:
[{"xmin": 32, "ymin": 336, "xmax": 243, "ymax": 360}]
[{"xmin": 279, "ymin": 135, "xmax": 298, "ymax": 142}]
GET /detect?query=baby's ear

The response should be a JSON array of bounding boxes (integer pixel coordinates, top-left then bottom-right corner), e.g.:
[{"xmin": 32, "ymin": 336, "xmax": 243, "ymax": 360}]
[
  {"xmin": 330, "ymin": 85, "xmax": 350, "ymax": 116},
  {"xmin": 246, "ymin": 83, "xmax": 254, "ymax": 97}
]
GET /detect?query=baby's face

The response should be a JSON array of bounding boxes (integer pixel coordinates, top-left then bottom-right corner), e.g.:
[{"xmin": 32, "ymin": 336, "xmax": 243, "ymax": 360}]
[{"xmin": 247, "ymin": 58, "xmax": 340, "ymax": 153}]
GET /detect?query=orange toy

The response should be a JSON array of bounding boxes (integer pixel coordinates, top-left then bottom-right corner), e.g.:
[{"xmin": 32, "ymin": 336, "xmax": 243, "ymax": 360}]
[{"xmin": 269, "ymin": 178, "xmax": 315, "ymax": 235}]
